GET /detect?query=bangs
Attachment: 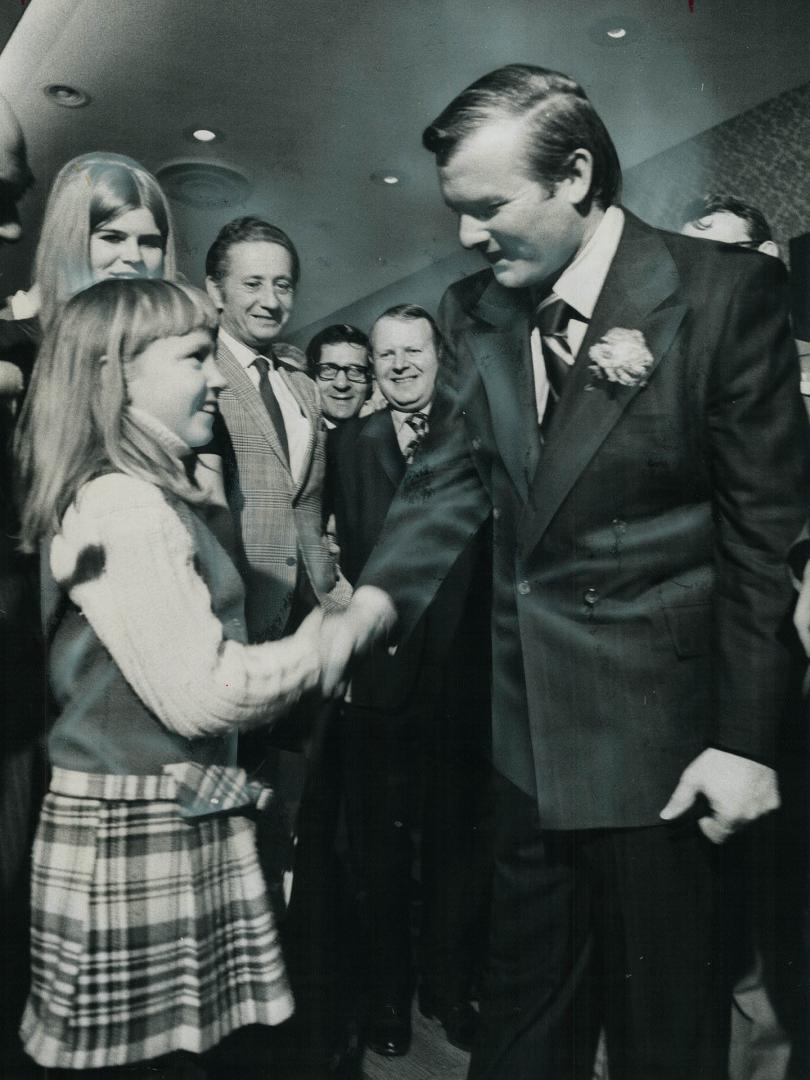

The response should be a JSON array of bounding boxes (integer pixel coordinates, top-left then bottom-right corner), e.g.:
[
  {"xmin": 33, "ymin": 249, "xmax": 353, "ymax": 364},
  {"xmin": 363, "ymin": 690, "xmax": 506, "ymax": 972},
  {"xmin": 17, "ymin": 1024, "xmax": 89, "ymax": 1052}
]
[
  {"xmin": 119, "ymin": 283, "xmax": 218, "ymax": 359},
  {"xmin": 89, "ymin": 161, "xmax": 170, "ymax": 237}
]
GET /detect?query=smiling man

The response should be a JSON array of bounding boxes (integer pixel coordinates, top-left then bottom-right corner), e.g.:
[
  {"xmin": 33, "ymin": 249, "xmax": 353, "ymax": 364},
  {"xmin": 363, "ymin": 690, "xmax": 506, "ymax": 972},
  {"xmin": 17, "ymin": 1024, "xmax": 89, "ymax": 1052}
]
[
  {"xmin": 330, "ymin": 305, "xmax": 491, "ymax": 1059},
  {"xmin": 204, "ymin": 216, "xmax": 352, "ymax": 1078},
  {"xmin": 323, "ymin": 65, "xmax": 810, "ymax": 1079},
  {"xmin": 306, "ymin": 323, "xmax": 372, "ymax": 427}
]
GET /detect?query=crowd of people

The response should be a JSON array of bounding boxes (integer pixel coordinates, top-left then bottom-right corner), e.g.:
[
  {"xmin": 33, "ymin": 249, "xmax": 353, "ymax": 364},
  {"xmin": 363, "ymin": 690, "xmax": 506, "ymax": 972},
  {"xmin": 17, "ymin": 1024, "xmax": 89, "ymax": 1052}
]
[{"xmin": 1, "ymin": 60, "xmax": 809, "ymax": 1080}]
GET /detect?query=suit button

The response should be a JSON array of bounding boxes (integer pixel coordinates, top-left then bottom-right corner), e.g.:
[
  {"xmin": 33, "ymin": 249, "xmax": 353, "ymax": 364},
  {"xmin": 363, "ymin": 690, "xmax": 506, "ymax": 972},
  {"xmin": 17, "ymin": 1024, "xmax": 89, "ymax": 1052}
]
[
  {"xmin": 286, "ymin": 556, "xmax": 297, "ymax": 567},
  {"xmin": 493, "ymin": 507, "xmax": 501, "ymax": 521},
  {"xmin": 471, "ymin": 437, "xmax": 481, "ymax": 451},
  {"xmin": 517, "ymin": 580, "xmax": 531, "ymax": 596},
  {"xmin": 583, "ymin": 587, "xmax": 599, "ymax": 606}
]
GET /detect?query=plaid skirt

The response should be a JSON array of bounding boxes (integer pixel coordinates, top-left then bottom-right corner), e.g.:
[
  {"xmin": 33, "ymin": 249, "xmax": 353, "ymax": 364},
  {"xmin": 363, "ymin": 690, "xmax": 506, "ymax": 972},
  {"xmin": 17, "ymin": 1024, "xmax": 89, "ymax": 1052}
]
[{"xmin": 21, "ymin": 766, "xmax": 294, "ymax": 1070}]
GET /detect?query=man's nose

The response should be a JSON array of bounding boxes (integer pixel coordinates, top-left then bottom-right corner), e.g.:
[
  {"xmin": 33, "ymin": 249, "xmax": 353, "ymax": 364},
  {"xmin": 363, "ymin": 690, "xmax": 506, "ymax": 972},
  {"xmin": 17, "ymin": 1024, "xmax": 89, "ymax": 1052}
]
[
  {"xmin": 458, "ymin": 214, "xmax": 487, "ymax": 250},
  {"xmin": 259, "ymin": 284, "xmax": 284, "ymax": 309},
  {"xmin": 332, "ymin": 368, "xmax": 350, "ymax": 388}
]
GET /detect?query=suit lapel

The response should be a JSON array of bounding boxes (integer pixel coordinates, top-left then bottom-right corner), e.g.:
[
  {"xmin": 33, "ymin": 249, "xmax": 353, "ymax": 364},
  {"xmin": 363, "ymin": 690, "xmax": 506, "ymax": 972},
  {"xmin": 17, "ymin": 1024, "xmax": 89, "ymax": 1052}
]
[
  {"xmin": 360, "ymin": 409, "xmax": 405, "ymax": 488},
  {"xmin": 520, "ymin": 213, "xmax": 687, "ymax": 551},
  {"xmin": 215, "ymin": 342, "xmax": 291, "ymax": 472},
  {"xmin": 467, "ymin": 282, "xmax": 540, "ymax": 501},
  {"xmin": 278, "ymin": 365, "xmax": 318, "ymax": 497}
]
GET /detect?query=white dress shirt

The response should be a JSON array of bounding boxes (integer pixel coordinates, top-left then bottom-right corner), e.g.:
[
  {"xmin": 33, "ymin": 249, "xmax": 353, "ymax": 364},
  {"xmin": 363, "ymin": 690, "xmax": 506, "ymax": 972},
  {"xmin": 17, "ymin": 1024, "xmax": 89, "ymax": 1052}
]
[
  {"xmin": 218, "ymin": 327, "xmax": 311, "ymax": 483},
  {"xmin": 530, "ymin": 205, "xmax": 625, "ymax": 424}
]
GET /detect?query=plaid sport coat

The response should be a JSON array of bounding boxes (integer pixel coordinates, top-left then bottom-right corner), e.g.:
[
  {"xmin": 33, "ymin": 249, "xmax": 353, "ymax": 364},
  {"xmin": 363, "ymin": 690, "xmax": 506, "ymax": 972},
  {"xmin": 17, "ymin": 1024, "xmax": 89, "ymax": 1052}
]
[{"xmin": 212, "ymin": 338, "xmax": 351, "ymax": 644}]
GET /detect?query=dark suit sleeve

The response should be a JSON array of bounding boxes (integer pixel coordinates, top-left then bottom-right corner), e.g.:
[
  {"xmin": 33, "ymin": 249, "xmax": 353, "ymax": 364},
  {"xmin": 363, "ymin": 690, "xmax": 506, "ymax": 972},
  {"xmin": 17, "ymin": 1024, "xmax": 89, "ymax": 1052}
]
[
  {"xmin": 788, "ymin": 522, "xmax": 810, "ymax": 583},
  {"xmin": 708, "ymin": 254, "xmax": 810, "ymax": 761},
  {"xmin": 358, "ymin": 290, "xmax": 492, "ymax": 640}
]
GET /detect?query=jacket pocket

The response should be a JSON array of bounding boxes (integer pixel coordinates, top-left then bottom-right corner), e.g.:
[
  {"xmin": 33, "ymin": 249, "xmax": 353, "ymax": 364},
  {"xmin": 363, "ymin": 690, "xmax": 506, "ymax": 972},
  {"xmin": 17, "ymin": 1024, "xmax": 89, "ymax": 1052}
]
[{"xmin": 661, "ymin": 602, "xmax": 712, "ymax": 659}]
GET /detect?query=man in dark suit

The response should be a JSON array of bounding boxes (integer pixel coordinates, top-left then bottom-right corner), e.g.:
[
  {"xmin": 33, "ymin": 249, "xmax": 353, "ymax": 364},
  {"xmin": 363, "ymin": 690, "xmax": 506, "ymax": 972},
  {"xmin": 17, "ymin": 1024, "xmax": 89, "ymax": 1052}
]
[
  {"xmin": 330, "ymin": 305, "xmax": 490, "ymax": 1058},
  {"xmin": 322, "ymin": 65, "xmax": 810, "ymax": 1079},
  {"xmin": 204, "ymin": 216, "xmax": 351, "ymax": 1079}
]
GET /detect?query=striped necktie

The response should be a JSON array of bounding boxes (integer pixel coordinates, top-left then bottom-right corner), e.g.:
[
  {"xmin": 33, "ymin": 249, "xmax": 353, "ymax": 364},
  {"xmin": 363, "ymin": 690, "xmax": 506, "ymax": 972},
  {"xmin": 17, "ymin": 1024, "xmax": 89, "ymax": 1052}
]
[
  {"xmin": 403, "ymin": 411, "xmax": 429, "ymax": 463},
  {"xmin": 253, "ymin": 354, "xmax": 289, "ymax": 462},
  {"xmin": 534, "ymin": 295, "xmax": 576, "ymax": 429}
]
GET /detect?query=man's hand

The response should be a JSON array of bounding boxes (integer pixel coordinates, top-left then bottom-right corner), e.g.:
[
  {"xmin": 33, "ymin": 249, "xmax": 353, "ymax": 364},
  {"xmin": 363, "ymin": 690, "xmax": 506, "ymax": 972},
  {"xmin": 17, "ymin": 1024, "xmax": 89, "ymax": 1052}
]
[
  {"xmin": 660, "ymin": 748, "xmax": 779, "ymax": 844},
  {"xmin": 793, "ymin": 561, "xmax": 810, "ymax": 657},
  {"xmin": 319, "ymin": 585, "xmax": 397, "ymax": 697}
]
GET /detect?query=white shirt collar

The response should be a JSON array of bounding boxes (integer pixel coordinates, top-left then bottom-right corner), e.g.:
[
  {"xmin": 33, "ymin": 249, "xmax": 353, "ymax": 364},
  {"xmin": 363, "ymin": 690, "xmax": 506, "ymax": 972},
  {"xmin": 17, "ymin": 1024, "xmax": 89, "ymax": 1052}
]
[
  {"xmin": 390, "ymin": 402, "xmax": 432, "ymax": 435},
  {"xmin": 552, "ymin": 205, "xmax": 625, "ymax": 320},
  {"xmin": 218, "ymin": 327, "xmax": 273, "ymax": 370}
]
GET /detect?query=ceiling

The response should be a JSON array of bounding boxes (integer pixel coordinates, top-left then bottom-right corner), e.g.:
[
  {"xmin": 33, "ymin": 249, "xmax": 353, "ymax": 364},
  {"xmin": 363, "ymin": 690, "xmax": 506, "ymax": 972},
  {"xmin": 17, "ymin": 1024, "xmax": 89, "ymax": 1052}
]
[{"xmin": 0, "ymin": 0, "xmax": 808, "ymax": 333}]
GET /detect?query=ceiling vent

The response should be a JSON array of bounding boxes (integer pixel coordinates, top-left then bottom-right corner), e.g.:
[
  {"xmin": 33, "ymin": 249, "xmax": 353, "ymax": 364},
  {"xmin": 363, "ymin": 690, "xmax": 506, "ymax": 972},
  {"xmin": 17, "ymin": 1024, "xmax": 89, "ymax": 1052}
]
[{"xmin": 155, "ymin": 162, "xmax": 251, "ymax": 209}]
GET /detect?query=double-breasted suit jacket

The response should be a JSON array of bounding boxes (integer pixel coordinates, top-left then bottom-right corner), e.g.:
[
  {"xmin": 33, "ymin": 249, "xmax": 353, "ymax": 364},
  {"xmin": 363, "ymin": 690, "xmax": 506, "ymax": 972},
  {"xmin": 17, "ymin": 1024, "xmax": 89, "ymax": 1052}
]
[
  {"xmin": 212, "ymin": 339, "xmax": 351, "ymax": 645},
  {"xmin": 360, "ymin": 210, "xmax": 810, "ymax": 830}
]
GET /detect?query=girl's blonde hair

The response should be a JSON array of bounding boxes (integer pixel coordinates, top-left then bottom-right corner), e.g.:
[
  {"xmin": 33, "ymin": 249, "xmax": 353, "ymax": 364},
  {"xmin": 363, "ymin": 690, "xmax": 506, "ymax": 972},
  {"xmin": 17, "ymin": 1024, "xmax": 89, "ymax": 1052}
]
[
  {"xmin": 34, "ymin": 152, "xmax": 177, "ymax": 335},
  {"xmin": 16, "ymin": 278, "xmax": 217, "ymax": 550}
]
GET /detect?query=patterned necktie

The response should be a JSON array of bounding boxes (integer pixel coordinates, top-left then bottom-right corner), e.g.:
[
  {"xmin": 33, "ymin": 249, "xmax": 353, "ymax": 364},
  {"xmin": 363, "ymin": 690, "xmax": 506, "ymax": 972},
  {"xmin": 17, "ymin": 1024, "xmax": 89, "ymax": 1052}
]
[
  {"xmin": 253, "ymin": 354, "xmax": 289, "ymax": 462},
  {"xmin": 403, "ymin": 411, "xmax": 429, "ymax": 464}
]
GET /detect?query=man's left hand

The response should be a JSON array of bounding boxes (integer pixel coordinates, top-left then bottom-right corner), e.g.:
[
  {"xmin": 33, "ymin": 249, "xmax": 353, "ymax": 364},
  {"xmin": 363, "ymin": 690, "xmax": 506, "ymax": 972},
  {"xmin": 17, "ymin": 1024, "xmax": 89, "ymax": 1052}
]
[{"xmin": 659, "ymin": 748, "xmax": 780, "ymax": 844}]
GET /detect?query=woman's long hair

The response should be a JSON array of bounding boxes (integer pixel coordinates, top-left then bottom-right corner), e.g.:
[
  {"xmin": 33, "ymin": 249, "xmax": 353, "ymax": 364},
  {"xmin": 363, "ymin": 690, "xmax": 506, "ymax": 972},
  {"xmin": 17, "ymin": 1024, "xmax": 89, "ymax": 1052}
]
[
  {"xmin": 34, "ymin": 152, "xmax": 177, "ymax": 335},
  {"xmin": 16, "ymin": 279, "xmax": 216, "ymax": 551}
]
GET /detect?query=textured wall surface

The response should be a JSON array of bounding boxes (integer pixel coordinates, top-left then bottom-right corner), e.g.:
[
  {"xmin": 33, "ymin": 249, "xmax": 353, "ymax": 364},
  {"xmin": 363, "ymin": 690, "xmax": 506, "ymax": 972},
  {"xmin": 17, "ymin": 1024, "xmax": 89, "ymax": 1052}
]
[{"xmin": 624, "ymin": 80, "xmax": 810, "ymax": 254}]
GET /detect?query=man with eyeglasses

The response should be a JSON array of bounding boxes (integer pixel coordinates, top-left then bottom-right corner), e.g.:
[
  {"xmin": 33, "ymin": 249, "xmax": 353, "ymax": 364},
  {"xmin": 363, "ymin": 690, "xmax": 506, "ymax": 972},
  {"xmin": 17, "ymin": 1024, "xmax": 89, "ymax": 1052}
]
[
  {"xmin": 330, "ymin": 305, "xmax": 492, "ymax": 1060},
  {"xmin": 306, "ymin": 324, "xmax": 373, "ymax": 428}
]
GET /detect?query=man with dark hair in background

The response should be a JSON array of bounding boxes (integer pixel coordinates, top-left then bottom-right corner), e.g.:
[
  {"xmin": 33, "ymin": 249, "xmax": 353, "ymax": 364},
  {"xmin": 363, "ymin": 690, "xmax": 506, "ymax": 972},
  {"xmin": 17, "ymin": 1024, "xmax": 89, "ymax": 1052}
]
[
  {"xmin": 330, "ymin": 304, "xmax": 491, "ymax": 1060},
  {"xmin": 681, "ymin": 193, "xmax": 781, "ymax": 257},
  {"xmin": 306, "ymin": 323, "xmax": 373, "ymax": 428},
  {"xmin": 322, "ymin": 65, "xmax": 810, "ymax": 1079},
  {"xmin": 204, "ymin": 216, "xmax": 352, "ymax": 1079}
]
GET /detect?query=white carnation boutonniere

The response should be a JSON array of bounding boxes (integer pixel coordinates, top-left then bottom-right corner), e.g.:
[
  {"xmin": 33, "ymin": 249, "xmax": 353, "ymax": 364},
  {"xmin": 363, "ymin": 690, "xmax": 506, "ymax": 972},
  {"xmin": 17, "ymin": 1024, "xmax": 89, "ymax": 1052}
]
[{"xmin": 587, "ymin": 328, "xmax": 654, "ymax": 390}]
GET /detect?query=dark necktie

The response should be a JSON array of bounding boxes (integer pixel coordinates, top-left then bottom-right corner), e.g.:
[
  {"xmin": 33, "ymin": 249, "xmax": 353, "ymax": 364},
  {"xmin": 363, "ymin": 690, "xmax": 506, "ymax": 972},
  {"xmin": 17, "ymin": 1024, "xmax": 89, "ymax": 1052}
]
[
  {"xmin": 534, "ymin": 295, "xmax": 577, "ymax": 429},
  {"xmin": 403, "ymin": 411, "xmax": 429, "ymax": 464},
  {"xmin": 253, "ymin": 354, "xmax": 289, "ymax": 462}
]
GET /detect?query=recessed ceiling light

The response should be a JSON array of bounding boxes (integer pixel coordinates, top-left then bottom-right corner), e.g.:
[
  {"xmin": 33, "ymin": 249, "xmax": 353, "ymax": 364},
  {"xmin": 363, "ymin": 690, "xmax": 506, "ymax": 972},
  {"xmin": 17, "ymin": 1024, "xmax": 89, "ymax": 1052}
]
[
  {"xmin": 370, "ymin": 171, "xmax": 405, "ymax": 186},
  {"xmin": 43, "ymin": 84, "xmax": 90, "ymax": 108},
  {"xmin": 588, "ymin": 16, "xmax": 640, "ymax": 46},
  {"xmin": 184, "ymin": 126, "xmax": 223, "ymax": 145}
]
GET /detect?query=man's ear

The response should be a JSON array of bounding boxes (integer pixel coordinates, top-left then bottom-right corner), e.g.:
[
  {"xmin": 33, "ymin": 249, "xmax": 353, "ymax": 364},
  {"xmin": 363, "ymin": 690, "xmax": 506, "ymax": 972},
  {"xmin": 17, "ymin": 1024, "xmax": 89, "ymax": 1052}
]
[
  {"xmin": 562, "ymin": 148, "xmax": 594, "ymax": 208},
  {"xmin": 205, "ymin": 276, "xmax": 224, "ymax": 310},
  {"xmin": 757, "ymin": 239, "xmax": 781, "ymax": 259}
]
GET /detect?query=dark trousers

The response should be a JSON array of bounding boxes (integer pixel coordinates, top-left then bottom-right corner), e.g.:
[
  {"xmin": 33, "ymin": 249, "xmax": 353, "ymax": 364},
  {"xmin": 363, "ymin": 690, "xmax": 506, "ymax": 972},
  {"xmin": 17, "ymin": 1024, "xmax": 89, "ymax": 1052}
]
[
  {"xmin": 470, "ymin": 774, "xmax": 734, "ymax": 1080},
  {"xmin": 341, "ymin": 701, "xmax": 491, "ymax": 1009}
]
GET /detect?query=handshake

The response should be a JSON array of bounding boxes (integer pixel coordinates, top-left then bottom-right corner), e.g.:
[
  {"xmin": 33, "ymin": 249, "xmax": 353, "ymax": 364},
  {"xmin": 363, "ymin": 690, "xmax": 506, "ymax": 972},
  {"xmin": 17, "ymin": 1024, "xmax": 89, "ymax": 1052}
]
[{"xmin": 294, "ymin": 585, "xmax": 398, "ymax": 698}]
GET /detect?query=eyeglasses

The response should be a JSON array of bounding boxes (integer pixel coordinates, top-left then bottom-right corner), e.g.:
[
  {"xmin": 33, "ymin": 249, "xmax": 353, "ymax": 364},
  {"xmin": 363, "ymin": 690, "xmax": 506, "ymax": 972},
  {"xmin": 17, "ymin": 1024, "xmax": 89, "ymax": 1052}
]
[{"xmin": 316, "ymin": 363, "xmax": 371, "ymax": 384}]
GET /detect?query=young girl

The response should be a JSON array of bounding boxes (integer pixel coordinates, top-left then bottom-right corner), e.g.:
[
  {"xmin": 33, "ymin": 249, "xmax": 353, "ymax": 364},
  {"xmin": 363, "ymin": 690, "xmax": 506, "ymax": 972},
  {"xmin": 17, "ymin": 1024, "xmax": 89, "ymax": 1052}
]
[{"xmin": 15, "ymin": 278, "xmax": 324, "ymax": 1073}]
